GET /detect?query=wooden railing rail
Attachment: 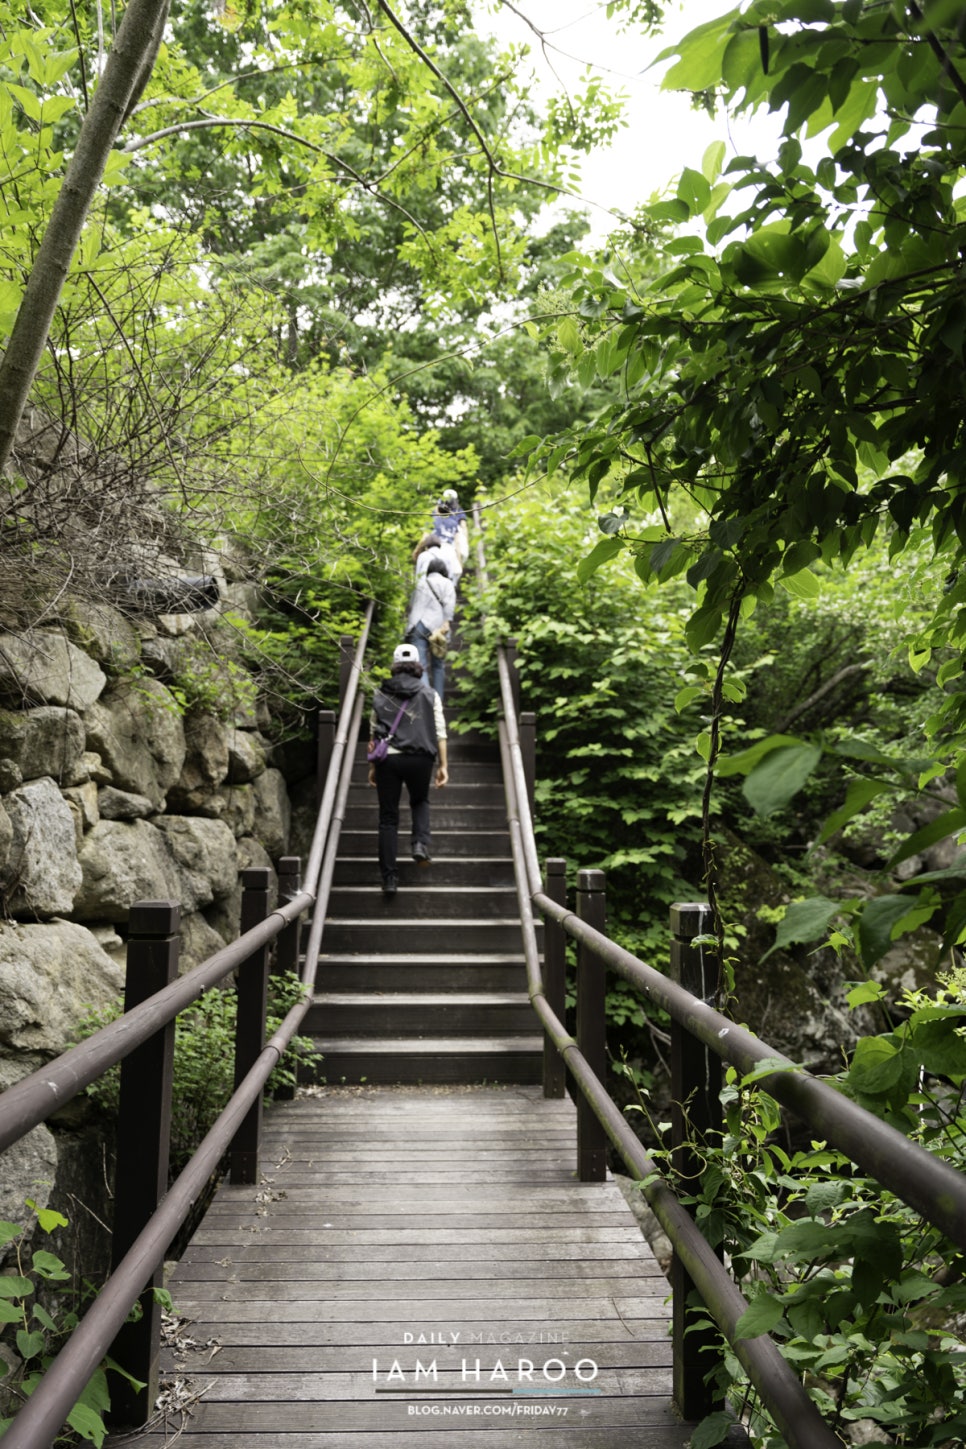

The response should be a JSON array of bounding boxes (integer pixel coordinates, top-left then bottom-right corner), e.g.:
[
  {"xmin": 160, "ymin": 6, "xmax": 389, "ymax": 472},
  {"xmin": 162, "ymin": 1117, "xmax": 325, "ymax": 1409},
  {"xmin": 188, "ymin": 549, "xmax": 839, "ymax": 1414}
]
[
  {"xmin": 473, "ymin": 503, "xmax": 966, "ymax": 1443},
  {"xmin": 0, "ymin": 607, "xmax": 372, "ymax": 1447}
]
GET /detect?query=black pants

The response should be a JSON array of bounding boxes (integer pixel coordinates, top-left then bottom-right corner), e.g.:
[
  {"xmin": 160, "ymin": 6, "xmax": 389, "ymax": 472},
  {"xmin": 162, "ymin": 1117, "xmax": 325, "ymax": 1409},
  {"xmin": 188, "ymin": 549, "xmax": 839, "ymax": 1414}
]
[{"xmin": 374, "ymin": 752, "xmax": 434, "ymax": 878}]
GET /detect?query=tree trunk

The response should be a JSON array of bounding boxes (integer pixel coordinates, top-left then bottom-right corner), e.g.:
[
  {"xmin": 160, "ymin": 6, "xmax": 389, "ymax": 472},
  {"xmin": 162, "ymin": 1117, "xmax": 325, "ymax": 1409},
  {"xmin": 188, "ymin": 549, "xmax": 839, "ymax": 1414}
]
[{"xmin": 0, "ymin": 0, "xmax": 170, "ymax": 476}]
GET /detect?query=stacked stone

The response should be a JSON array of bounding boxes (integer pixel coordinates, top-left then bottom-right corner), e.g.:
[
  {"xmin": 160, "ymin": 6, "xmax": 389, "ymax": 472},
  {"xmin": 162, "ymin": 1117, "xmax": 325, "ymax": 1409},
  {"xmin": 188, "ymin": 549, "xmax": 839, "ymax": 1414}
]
[{"xmin": 0, "ymin": 595, "xmax": 297, "ymax": 1221}]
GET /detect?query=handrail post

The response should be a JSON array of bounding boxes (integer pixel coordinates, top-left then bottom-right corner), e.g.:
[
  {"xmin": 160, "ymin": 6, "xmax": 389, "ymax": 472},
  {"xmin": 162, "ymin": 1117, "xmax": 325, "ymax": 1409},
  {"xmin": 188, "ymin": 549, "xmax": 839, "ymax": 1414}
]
[
  {"xmin": 273, "ymin": 857, "xmax": 302, "ymax": 1101},
  {"xmin": 275, "ymin": 857, "xmax": 302, "ymax": 978},
  {"xmin": 519, "ymin": 709, "xmax": 536, "ymax": 820},
  {"xmin": 109, "ymin": 900, "xmax": 179, "ymax": 1425},
  {"xmin": 231, "ymin": 868, "xmax": 272, "ymax": 1184},
  {"xmin": 576, "ymin": 869, "xmax": 608, "ymax": 1181},
  {"xmin": 542, "ymin": 858, "xmax": 567, "ymax": 1099},
  {"xmin": 316, "ymin": 707, "xmax": 336, "ymax": 809},
  {"xmin": 669, "ymin": 901, "xmax": 724, "ymax": 1420}
]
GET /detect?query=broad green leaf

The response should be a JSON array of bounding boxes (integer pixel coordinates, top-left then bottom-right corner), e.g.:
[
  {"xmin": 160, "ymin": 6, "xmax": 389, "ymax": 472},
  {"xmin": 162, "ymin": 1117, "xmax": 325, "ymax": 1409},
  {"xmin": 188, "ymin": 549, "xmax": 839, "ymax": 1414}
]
[
  {"xmin": 764, "ymin": 895, "xmax": 844, "ymax": 959},
  {"xmin": 701, "ymin": 140, "xmax": 726, "ymax": 183},
  {"xmin": 889, "ymin": 806, "xmax": 966, "ymax": 868},
  {"xmin": 856, "ymin": 894, "xmax": 917, "ymax": 968},
  {"xmin": 716, "ymin": 734, "xmax": 807, "ymax": 778},
  {"xmin": 846, "ymin": 979, "xmax": 886, "ymax": 1008},
  {"xmin": 743, "ymin": 743, "xmax": 822, "ymax": 816},
  {"xmin": 30, "ymin": 1205, "xmax": 68, "ymax": 1232},
  {"xmin": 576, "ymin": 536, "xmax": 622, "ymax": 583},
  {"xmin": 734, "ymin": 1294, "xmax": 785, "ymax": 1338},
  {"xmin": 685, "ymin": 606, "xmax": 723, "ymax": 652},
  {"xmin": 66, "ymin": 1400, "xmax": 107, "ymax": 1447},
  {"xmin": 6, "ymin": 82, "xmax": 43, "ymax": 122},
  {"xmin": 909, "ymin": 1017, "xmax": 966, "ymax": 1076},
  {"xmin": 16, "ymin": 1328, "xmax": 45, "ymax": 1359},
  {"xmin": 848, "ymin": 1034, "xmax": 905, "ymax": 1093},
  {"xmin": 677, "ymin": 166, "xmax": 711, "ymax": 213},
  {"xmin": 30, "ymin": 1249, "xmax": 69, "ymax": 1280},
  {"xmin": 779, "ymin": 568, "xmax": 820, "ymax": 600},
  {"xmin": 818, "ymin": 777, "xmax": 891, "ymax": 843},
  {"xmin": 657, "ymin": 15, "xmax": 738, "ymax": 92},
  {"xmin": 689, "ymin": 1411, "xmax": 738, "ymax": 1449},
  {"xmin": 556, "ymin": 315, "xmax": 581, "ymax": 357},
  {"xmin": 0, "ymin": 1275, "xmax": 34, "ymax": 1298}
]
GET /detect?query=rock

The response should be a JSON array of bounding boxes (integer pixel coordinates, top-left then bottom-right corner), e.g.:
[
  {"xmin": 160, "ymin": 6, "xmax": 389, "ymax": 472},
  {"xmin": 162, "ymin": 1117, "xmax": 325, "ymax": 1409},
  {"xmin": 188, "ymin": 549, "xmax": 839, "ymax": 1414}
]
[
  {"xmin": 210, "ymin": 783, "xmax": 256, "ymax": 838},
  {"xmin": 227, "ymin": 729, "xmax": 265, "ymax": 785},
  {"xmin": 179, "ymin": 910, "xmax": 229, "ymax": 971},
  {"xmin": 0, "ymin": 706, "xmax": 86, "ymax": 786},
  {"xmin": 153, "ymin": 816, "xmax": 237, "ymax": 911},
  {"xmin": 0, "ymin": 919, "xmax": 123, "ymax": 1054},
  {"xmin": 288, "ymin": 776, "xmax": 320, "ymax": 865},
  {"xmin": 84, "ymin": 678, "xmax": 186, "ymax": 809},
  {"xmin": 2, "ymin": 779, "xmax": 82, "ymax": 918},
  {"xmin": 0, "ymin": 1064, "xmax": 57, "ymax": 1224},
  {"xmin": 157, "ymin": 612, "xmax": 199, "ymax": 637},
  {"xmin": 75, "ymin": 819, "xmax": 182, "ymax": 922},
  {"xmin": 223, "ymin": 580, "xmax": 262, "ymax": 622},
  {"xmin": 167, "ymin": 713, "xmax": 230, "ymax": 812},
  {"xmin": 138, "ymin": 634, "xmax": 180, "ymax": 680},
  {"xmin": 59, "ymin": 599, "xmax": 142, "ymax": 672},
  {"xmin": 0, "ymin": 800, "xmax": 11, "ymax": 870},
  {"xmin": 82, "ymin": 751, "xmax": 111, "ymax": 785},
  {"xmin": 0, "ymin": 629, "xmax": 106, "ymax": 709},
  {"xmin": 206, "ymin": 837, "xmax": 277, "ymax": 942},
  {"xmin": 61, "ymin": 780, "xmax": 100, "ymax": 847},
  {"xmin": 251, "ymin": 768, "xmax": 291, "ymax": 859},
  {"xmin": 97, "ymin": 786, "xmax": 155, "ymax": 820},
  {"xmin": 0, "ymin": 758, "xmax": 22, "ymax": 792}
]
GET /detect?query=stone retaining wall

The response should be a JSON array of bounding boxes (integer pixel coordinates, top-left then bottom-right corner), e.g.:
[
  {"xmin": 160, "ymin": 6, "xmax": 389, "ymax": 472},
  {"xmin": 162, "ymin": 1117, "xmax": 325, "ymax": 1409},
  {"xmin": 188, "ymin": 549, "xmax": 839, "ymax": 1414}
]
[{"xmin": 0, "ymin": 587, "xmax": 307, "ymax": 1224}]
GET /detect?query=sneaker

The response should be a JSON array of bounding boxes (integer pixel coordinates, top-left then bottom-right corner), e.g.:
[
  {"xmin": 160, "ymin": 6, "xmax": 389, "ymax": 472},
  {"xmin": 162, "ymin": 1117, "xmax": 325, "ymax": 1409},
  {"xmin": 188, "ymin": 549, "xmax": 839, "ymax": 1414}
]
[
  {"xmin": 382, "ymin": 873, "xmax": 398, "ymax": 897},
  {"xmin": 412, "ymin": 842, "xmax": 431, "ymax": 865}
]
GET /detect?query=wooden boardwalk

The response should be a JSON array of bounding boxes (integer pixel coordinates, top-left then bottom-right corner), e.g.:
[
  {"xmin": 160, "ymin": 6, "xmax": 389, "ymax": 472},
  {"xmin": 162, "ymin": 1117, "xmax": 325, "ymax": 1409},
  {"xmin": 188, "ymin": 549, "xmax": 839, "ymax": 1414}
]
[{"xmin": 135, "ymin": 1086, "xmax": 694, "ymax": 1447}]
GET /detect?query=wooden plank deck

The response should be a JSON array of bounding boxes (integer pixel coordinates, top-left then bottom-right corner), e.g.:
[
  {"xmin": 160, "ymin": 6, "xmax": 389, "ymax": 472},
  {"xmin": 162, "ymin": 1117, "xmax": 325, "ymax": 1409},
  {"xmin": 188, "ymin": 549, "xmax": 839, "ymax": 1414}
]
[{"xmin": 131, "ymin": 1086, "xmax": 694, "ymax": 1447}]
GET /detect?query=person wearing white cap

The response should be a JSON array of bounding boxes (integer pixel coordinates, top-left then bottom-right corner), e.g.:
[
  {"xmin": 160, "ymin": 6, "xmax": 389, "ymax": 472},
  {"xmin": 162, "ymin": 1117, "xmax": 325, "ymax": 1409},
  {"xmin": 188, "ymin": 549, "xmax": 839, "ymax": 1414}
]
[{"xmin": 367, "ymin": 643, "xmax": 448, "ymax": 897}]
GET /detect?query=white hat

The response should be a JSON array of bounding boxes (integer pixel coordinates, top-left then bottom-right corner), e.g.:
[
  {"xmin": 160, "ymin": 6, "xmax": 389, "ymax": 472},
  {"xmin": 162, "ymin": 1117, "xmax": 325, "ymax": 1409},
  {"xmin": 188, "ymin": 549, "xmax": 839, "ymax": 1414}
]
[
  {"xmin": 393, "ymin": 643, "xmax": 420, "ymax": 664},
  {"xmin": 442, "ymin": 488, "xmax": 459, "ymax": 503}
]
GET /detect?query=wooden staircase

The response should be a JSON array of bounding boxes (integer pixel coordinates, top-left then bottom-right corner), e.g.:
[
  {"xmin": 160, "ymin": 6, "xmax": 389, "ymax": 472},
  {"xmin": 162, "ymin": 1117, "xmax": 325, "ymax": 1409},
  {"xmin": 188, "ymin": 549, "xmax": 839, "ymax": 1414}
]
[{"xmin": 304, "ymin": 723, "xmax": 543, "ymax": 1084}]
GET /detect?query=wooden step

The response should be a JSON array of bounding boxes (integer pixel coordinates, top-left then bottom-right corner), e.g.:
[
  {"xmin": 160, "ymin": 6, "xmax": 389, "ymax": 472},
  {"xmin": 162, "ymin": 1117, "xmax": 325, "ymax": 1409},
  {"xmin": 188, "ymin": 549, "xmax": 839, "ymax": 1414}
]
[
  {"xmin": 315, "ymin": 953, "xmax": 530, "ymax": 992},
  {"xmin": 332, "ymin": 855, "xmax": 514, "ymax": 887},
  {"xmin": 336, "ymin": 829, "xmax": 511, "ymax": 857},
  {"xmin": 306, "ymin": 991, "xmax": 536, "ymax": 1036},
  {"xmin": 342, "ymin": 803, "xmax": 508, "ymax": 830},
  {"xmin": 325, "ymin": 883, "xmax": 521, "ymax": 919},
  {"xmin": 307, "ymin": 1034, "xmax": 544, "ymax": 1085},
  {"xmin": 321, "ymin": 917, "xmax": 536, "ymax": 953}
]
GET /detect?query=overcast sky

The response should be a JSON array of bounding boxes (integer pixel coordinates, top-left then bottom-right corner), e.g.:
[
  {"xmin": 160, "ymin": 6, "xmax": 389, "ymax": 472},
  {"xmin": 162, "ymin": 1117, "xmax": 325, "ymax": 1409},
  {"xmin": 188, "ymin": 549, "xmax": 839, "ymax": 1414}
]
[{"xmin": 481, "ymin": 0, "xmax": 780, "ymax": 238}]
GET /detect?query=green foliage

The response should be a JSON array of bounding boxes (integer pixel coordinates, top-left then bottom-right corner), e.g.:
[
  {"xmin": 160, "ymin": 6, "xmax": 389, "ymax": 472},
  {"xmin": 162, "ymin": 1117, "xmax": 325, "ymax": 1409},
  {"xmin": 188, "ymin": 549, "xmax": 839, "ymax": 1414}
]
[
  {"xmin": 458, "ymin": 482, "xmax": 707, "ymax": 973},
  {"xmin": 166, "ymin": 637, "xmax": 258, "ymax": 722},
  {"xmin": 659, "ymin": 994, "xmax": 966, "ymax": 1448},
  {"xmin": 512, "ymin": 0, "xmax": 966, "ymax": 964},
  {"xmin": 79, "ymin": 972, "xmax": 317, "ymax": 1175},
  {"xmin": 0, "ymin": 1202, "xmax": 143, "ymax": 1445}
]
